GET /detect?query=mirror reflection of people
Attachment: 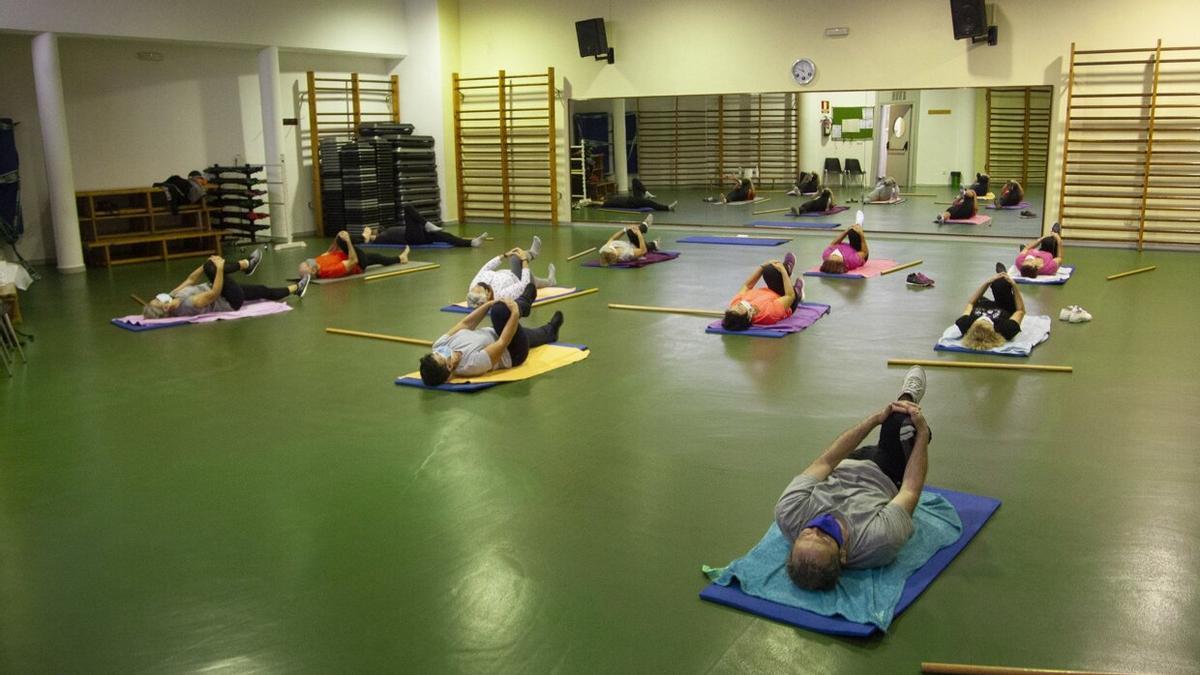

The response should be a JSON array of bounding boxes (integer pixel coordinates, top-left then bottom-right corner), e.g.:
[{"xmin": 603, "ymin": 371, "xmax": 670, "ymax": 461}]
[
  {"xmin": 143, "ymin": 251, "xmax": 308, "ymax": 319},
  {"xmin": 954, "ymin": 264, "xmax": 1026, "ymax": 350},
  {"xmin": 862, "ymin": 177, "xmax": 899, "ymax": 203},
  {"xmin": 722, "ymin": 253, "xmax": 804, "ymax": 331},
  {"xmin": 786, "ymin": 171, "xmax": 821, "ymax": 196},
  {"xmin": 790, "ymin": 188, "xmax": 834, "ymax": 215},
  {"xmin": 819, "ymin": 213, "xmax": 869, "ymax": 275},
  {"xmin": 705, "ymin": 174, "xmax": 756, "ymax": 203},
  {"xmin": 774, "ymin": 366, "xmax": 930, "ymax": 590},
  {"xmin": 603, "ymin": 178, "xmax": 677, "ymax": 211},
  {"xmin": 598, "ymin": 214, "xmax": 660, "ymax": 266},
  {"xmin": 935, "ymin": 189, "xmax": 977, "ymax": 224},
  {"xmin": 967, "ymin": 172, "xmax": 990, "ymax": 196},
  {"xmin": 1015, "ymin": 223, "xmax": 1063, "ymax": 279},
  {"xmin": 995, "ymin": 180, "xmax": 1024, "ymax": 208}
]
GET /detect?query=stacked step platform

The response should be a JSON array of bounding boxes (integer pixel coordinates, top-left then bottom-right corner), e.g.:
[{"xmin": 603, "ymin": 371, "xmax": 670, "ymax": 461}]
[
  {"xmin": 319, "ymin": 122, "xmax": 442, "ymax": 236},
  {"xmin": 207, "ymin": 164, "xmax": 270, "ymax": 245}
]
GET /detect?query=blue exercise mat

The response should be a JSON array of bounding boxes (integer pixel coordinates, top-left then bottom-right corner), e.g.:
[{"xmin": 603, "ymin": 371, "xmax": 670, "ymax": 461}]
[
  {"xmin": 677, "ymin": 236, "xmax": 788, "ymax": 247},
  {"xmin": 749, "ymin": 220, "xmax": 840, "ymax": 230},
  {"xmin": 699, "ymin": 486, "xmax": 1000, "ymax": 637},
  {"xmin": 362, "ymin": 242, "xmax": 453, "ymax": 249},
  {"xmin": 111, "ymin": 319, "xmax": 178, "ymax": 333}
]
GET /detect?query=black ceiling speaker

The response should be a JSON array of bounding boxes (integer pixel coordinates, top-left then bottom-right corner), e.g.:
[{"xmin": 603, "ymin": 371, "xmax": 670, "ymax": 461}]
[
  {"xmin": 576, "ymin": 18, "xmax": 615, "ymax": 64},
  {"xmin": 949, "ymin": 0, "xmax": 989, "ymax": 39}
]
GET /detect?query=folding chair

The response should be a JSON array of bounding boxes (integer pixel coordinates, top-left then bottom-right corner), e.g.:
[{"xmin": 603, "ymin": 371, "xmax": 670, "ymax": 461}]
[{"xmin": 822, "ymin": 158, "xmax": 843, "ymax": 189}]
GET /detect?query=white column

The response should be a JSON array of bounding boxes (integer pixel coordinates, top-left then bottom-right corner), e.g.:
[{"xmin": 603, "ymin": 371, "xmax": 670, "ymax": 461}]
[
  {"xmin": 31, "ymin": 33, "xmax": 84, "ymax": 273},
  {"xmin": 257, "ymin": 45, "xmax": 286, "ymax": 240},
  {"xmin": 610, "ymin": 98, "xmax": 628, "ymax": 192}
]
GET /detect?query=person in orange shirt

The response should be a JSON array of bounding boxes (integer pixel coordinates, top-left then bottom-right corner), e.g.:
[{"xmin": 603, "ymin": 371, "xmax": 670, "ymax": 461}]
[
  {"xmin": 299, "ymin": 230, "xmax": 409, "ymax": 279},
  {"xmin": 721, "ymin": 252, "xmax": 803, "ymax": 331}
]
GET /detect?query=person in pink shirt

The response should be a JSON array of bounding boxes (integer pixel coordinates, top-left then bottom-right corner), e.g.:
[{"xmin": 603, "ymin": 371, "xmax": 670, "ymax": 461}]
[
  {"xmin": 722, "ymin": 253, "xmax": 804, "ymax": 331},
  {"xmin": 819, "ymin": 216, "xmax": 870, "ymax": 275},
  {"xmin": 1016, "ymin": 224, "xmax": 1064, "ymax": 279}
]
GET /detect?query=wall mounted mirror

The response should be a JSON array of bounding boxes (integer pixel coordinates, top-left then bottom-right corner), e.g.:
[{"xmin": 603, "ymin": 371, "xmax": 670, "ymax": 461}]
[{"xmin": 569, "ymin": 86, "xmax": 1052, "ymax": 238}]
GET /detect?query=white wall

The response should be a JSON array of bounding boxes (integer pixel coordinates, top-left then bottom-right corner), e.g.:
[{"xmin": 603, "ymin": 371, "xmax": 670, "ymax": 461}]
[
  {"xmin": 912, "ymin": 88, "xmax": 976, "ymax": 186},
  {"xmin": 0, "ymin": 0, "xmax": 407, "ymax": 56},
  {"xmin": 397, "ymin": 0, "xmax": 450, "ymax": 223},
  {"xmin": 799, "ymin": 91, "xmax": 876, "ymax": 184}
]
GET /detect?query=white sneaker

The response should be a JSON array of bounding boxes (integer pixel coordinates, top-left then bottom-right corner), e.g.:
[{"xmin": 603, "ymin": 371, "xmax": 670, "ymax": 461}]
[
  {"xmin": 668, "ymin": 201, "xmax": 678, "ymax": 211},
  {"xmin": 1069, "ymin": 306, "xmax": 1092, "ymax": 323},
  {"xmin": 898, "ymin": 365, "xmax": 927, "ymax": 404},
  {"xmin": 855, "ymin": 210, "xmax": 865, "ymax": 227},
  {"xmin": 643, "ymin": 213, "xmax": 654, "ymax": 228},
  {"xmin": 644, "ymin": 191, "xmax": 656, "ymax": 199},
  {"xmin": 1059, "ymin": 307, "xmax": 1073, "ymax": 321},
  {"xmin": 424, "ymin": 221, "xmax": 444, "ymax": 233},
  {"xmin": 786, "ymin": 188, "xmax": 800, "ymax": 197}
]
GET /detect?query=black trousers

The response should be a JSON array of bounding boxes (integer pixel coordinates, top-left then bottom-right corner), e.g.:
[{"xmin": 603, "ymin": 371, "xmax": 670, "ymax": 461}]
[
  {"xmin": 761, "ymin": 260, "xmax": 801, "ymax": 311},
  {"xmin": 799, "ymin": 192, "xmax": 832, "ymax": 213},
  {"xmin": 955, "ymin": 278, "xmax": 1021, "ymax": 340},
  {"xmin": 603, "ymin": 194, "xmax": 670, "ymax": 211},
  {"xmin": 202, "ymin": 261, "xmax": 289, "ymax": 310},
  {"xmin": 947, "ymin": 198, "xmax": 976, "ymax": 220},
  {"xmin": 488, "ymin": 299, "xmax": 555, "ymax": 367},
  {"xmin": 335, "ymin": 237, "xmax": 397, "ymax": 268},
  {"xmin": 726, "ymin": 184, "xmax": 753, "ymax": 202},
  {"xmin": 1037, "ymin": 236, "xmax": 1059, "ymax": 256},
  {"xmin": 998, "ymin": 186, "xmax": 1024, "ymax": 206},
  {"xmin": 847, "ymin": 411, "xmax": 932, "ymax": 488},
  {"xmin": 625, "ymin": 228, "xmax": 659, "ymax": 252},
  {"xmin": 795, "ymin": 173, "xmax": 820, "ymax": 193}
]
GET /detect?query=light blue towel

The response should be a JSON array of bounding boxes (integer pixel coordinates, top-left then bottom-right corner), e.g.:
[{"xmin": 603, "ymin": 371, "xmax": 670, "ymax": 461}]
[
  {"xmin": 935, "ymin": 314, "xmax": 1052, "ymax": 357},
  {"xmin": 703, "ymin": 492, "xmax": 962, "ymax": 631}
]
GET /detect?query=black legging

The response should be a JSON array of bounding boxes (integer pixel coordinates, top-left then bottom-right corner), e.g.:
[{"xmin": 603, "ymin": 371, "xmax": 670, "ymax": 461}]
[
  {"xmin": 795, "ymin": 173, "xmax": 819, "ymax": 193},
  {"xmin": 846, "ymin": 230, "xmax": 865, "ymax": 255},
  {"xmin": 334, "ymin": 237, "xmax": 397, "ymax": 268},
  {"xmin": 761, "ymin": 260, "xmax": 801, "ymax": 311},
  {"xmin": 1036, "ymin": 236, "xmax": 1059, "ymax": 257},
  {"xmin": 947, "ymin": 196, "xmax": 976, "ymax": 220},
  {"xmin": 847, "ymin": 411, "xmax": 933, "ymax": 488},
  {"xmin": 202, "ymin": 260, "xmax": 289, "ymax": 311},
  {"xmin": 799, "ymin": 192, "xmax": 832, "ymax": 213},
  {"xmin": 998, "ymin": 184, "xmax": 1024, "ymax": 207},
  {"xmin": 603, "ymin": 194, "xmax": 671, "ymax": 211},
  {"xmin": 487, "ymin": 299, "xmax": 556, "ymax": 367},
  {"xmin": 726, "ymin": 181, "xmax": 753, "ymax": 203},
  {"xmin": 625, "ymin": 226, "xmax": 659, "ymax": 252},
  {"xmin": 955, "ymin": 278, "xmax": 1021, "ymax": 340}
]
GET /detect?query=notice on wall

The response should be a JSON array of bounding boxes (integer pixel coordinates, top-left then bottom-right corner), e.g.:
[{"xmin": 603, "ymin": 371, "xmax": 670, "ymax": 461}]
[
  {"xmin": 831, "ymin": 124, "xmax": 842, "ymax": 139},
  {"xmin": 843, "ymin": 119, "xmax": 862, "ymax": 133}
]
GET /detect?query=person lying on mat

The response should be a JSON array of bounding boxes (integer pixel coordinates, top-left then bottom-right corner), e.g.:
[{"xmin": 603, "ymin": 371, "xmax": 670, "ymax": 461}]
[
  {"xmin": 299, "ymin": 230, "xmax": 409, "ymax": 279},
  {"xmin": 995, "ymin": 180, "xmax": 1024, "ymax": 208},
  {"xmin": 419, "ymin": 298, "xmax": 565, "ymax": 386},
  {"xmin": 705, "ymin": 176, "xmax": 756, "ymax": 204},
  {"xmin": 602, "ymin": 178, "xmax": 677, "ymax": 212},
  {"xmin": 356, "ymin": 204, "xmax": 488, "ymax": 248},
  {"xmin": 598, "ymin": 215, "xmax": 661, "ymax": 265},
  {"xmin": 967, "ymin": 172, "xmax": 990, "ymax": 196},
  {"xmin": 819, "ymin": 216, "xmax": 870, "ymax": 275},
  {"xmin": 863, "ymin": 176, "xmax": 899, "ymax": 203},
  {"xmin": 1015, "ymin": 223, "xmax": 1063, "ymax": 279},
  {"xmin": 466, "ymin": 237, "xmax": 557, "ymax": 314},
  {"xmin": 789, "ymin": 188, "xmax": 835, "ymax": 216},
  {"xmin": 775, "ymin": 366, "xmax": 931, "ymax": 590},
  {"xmin": 935, "ymin": 189, "xmax": 977, "ymax": 224},
  {"xmin": 722, "ymin": 253, "xmax": 804, "ymax": 331},
  {"xmin": 786, "ymin": 171, "xmax": 821, "ymax": 196},
  {"xmin": 143, "ymin": 251, "xmax": 308, "ymax": 318},
  {"xmin": 954, "ymin": 264, "xmax": 1027, "ymax": 349}
]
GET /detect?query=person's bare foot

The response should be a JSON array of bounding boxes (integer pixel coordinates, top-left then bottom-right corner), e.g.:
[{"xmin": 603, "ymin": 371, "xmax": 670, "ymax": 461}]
[{"xmin": 399, "ymin": 245, "xmax": 411, "ymax": 264}]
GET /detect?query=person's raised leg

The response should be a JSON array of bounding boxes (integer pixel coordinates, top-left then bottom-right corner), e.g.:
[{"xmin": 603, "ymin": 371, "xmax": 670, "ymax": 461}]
[
  {"xmin": 356, "ymin": 245, "xmax": 401, "ymax": 269},
  {"xmin": 761, "ymin": 262, "xmax": 786, "ymax": 296},
  {"xmin": 989, "ymin": 275, "xmax": 1018, "ymax": 313},
  {"xmin": 523, "ymin": 311, "xmax": 563, "ymax": 352},
  {"xmin": 515, "ymin": 278, "xmax": 537, "ymax": 317},
  {"xmin": 239, "ymin": 284, "xmax": 292, "ymax": 302},
  {"xmin": 402, "ymin": 204, "xmax": 432, "ymax": 245},
  {"xmin": 509, "ymin": 253, "xmax": 524, "ymax": 277},
  {"xmin": 489, "ymin": 300, "xmax": 530, "ymax": 366}
]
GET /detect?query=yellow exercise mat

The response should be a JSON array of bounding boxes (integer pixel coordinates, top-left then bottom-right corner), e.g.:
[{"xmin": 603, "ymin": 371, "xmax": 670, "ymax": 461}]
[
  {"xmin": 448, "ymin": 286, "xmax": 580, "ymax": 309},
  {"xmin": 397, "ymin": 343, "xmax": 590, "ymax": 388}
]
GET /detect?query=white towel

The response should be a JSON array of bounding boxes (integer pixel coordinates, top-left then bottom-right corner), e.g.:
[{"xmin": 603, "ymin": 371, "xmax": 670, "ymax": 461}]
[
  {"xmin": 936, "ymin": 315, "xmax": 1052, "ymax": 357},
  {"xmin": 1008, "ymin": 265, "xmax": 1073, "ymax": 285}
]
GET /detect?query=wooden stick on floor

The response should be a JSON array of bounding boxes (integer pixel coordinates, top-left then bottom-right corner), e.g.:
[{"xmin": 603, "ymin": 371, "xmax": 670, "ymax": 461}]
[
  {"xmin": 753, "ymin": 207, "xmax": 790, "ymax": 215},
  {"xmin": 567, "ymin": 247, "xmax": 597, "ymax": 261},
  {"xmin": 880, "ymin": 259, "xmax": 924, "ymax": 276},
  {"xmin": 534, "ymin": 287, "xmax": 599, "ymax": 307},
  {"xmin": 325, "ymin": 327, "xmax": 433, "ymax": 347},
  {"xmin": 609, "ymin": 303, "xmax": 723, "ymax": 318},
  {"xmin": 1105, "ymin": 265, "xmax": 1156, "ymax": 281},
  {"xmin": 130, "ymin": 294, "xmax": 148, "ymax": 307},
  {"xmin": 921, "ymin": 662, "xmax": 1134, "ymax": 675},
  {"xmin": 364, "ymin": 263, "xmax": 440, "ymax": 282},
  {"xmin": 888, "ymin": 359, "xmax": 1072, "ymax": 373}
]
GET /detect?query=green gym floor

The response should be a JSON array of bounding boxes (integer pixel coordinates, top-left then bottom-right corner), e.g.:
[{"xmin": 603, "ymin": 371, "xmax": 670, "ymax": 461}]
[
  {"xmin": 575, "ymin": 185, "xmax": 1046, "ymax": 240},
  {"xmin": 2, "ymin": 222, "xmax": 1198, "ymax": 673}
]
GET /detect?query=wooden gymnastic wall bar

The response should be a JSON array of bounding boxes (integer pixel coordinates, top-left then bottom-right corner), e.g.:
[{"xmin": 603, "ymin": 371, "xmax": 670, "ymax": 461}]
[
  {"xmin": 452, "ymin": 68, "xmax": 557, "ymax": 225},
  {"xmin": 985, "ymin": 87, "xmax": 1051, "ymax": 188},
  {"xmin": 304, "ymin": 71, "xmax": 401, "ymax": 234},
  {"xmin": 1056, "ymin": 39, "xmax": 1200, "ymax": 250}
]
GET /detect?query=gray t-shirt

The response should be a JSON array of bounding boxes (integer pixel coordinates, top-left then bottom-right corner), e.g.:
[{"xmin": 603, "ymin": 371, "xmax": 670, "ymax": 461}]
[
  {"xmin": 774, "ymin": 459, "xmax": 914, "ymax": 569},
  {"xmin": 433, "ymin": 328, "xmax": 512, "ymax": 377},
  {"xmin": 173, "ymin": 284, "xmax": 233, "ymax": 317}
]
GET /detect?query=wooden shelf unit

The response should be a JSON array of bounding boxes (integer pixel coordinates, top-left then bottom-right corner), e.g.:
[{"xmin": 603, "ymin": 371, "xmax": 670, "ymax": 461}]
[{"xmin": 76, "ymin": 186, "xmax": 220, "ymax": 267}]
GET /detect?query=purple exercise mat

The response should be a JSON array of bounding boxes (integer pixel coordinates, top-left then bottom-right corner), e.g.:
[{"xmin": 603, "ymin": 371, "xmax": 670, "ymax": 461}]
[{"xmin": 582, "ymin": 251, "xmax": 680, "ymax": 268}]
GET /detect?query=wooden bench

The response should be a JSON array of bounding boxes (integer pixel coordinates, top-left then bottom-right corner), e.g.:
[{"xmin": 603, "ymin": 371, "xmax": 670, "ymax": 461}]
[{"xmin": 76, "ymin": 186, "xmax": 220, "ymax": 267}]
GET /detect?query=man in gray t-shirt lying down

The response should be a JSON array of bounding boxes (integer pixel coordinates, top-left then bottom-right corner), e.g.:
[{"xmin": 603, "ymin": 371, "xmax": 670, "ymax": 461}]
[{"xmin": 774, "ymin": 366, "xmax": 932, "ymax": 590}]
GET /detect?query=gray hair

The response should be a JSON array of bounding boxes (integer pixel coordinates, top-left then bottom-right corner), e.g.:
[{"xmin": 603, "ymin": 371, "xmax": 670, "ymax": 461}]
[
  {"xmin": 143, "ymin": 302, "xmax": 168, "ymax": 319},
  {"xmin": 466, "ymin": 286, "xmax": 490, "ymax": 308}
]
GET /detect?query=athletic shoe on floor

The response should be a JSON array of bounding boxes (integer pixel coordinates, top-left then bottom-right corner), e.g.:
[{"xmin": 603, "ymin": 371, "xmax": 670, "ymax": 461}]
[
  {"xmin": 906, "ymin": 272, "xmax": 935, "ymax": 287},
  {"xmin": 1068, "ymin": 306, "xmax": 1092, "ymax": 323},
  {"xmin": 995, "ymin": 262, "xmax": 1008, "ymax": 274},
  {"xmin": 899, "ymin": 365, "xmax": 927, "ymax": 404},
  {"xmin": 1019, "ymin": 210, "xmax": 1037, "ymax": 218},
  {"xmin": 245, "ymin": 247, "xmax": 263, "ymax": 276},
  {"xmin": 295, "ymin": 273, "xmax": 311, "ymax": 298},
  {"xmin": 1059, "ymin": 305, "xmax": 1076, "ymax": 321}
]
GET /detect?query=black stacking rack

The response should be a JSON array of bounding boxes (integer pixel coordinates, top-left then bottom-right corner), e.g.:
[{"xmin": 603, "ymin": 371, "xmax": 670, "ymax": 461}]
[{"xmin": 206, "ymin": 164, "xmax": 270, "ymax": 245}]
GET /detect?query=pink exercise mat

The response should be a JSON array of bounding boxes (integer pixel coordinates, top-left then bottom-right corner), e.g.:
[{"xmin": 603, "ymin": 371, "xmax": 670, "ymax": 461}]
[
  {"xmin": 803, "ymin": 258, "xmax": 897, "ymax": 279},
  {"xmin": 941, "ymin": 214, "xmax": 991, "ymax": 225}
]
